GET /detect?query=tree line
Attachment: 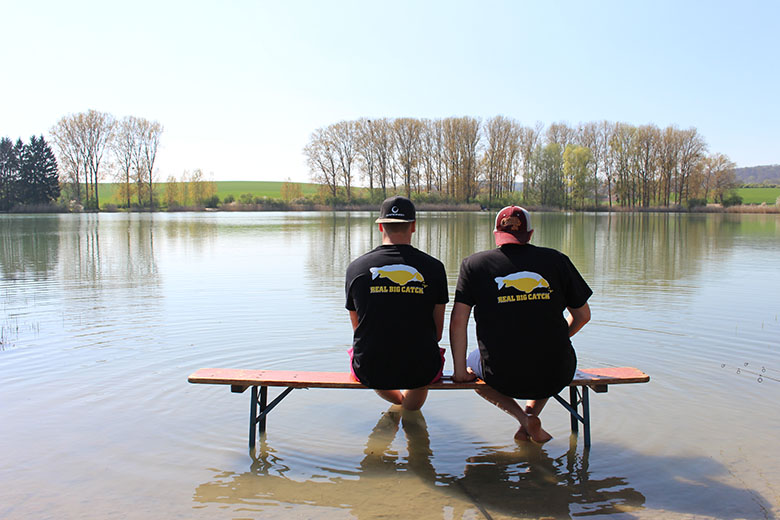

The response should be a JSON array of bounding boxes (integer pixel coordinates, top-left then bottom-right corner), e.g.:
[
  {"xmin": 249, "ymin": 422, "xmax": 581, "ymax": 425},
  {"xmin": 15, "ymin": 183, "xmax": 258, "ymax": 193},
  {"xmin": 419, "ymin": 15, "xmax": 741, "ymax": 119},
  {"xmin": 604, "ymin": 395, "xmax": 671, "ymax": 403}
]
[
  {"xmin": 51, "ymin": 110, "xmax": 163, "ymax": 210},
  {"xmin": 304, "ymin": 117, "xmax": 739, "ymax": 208},
  {"xmin": 0, "ymin": 136, "xmax": 60, "ymax": 211}
]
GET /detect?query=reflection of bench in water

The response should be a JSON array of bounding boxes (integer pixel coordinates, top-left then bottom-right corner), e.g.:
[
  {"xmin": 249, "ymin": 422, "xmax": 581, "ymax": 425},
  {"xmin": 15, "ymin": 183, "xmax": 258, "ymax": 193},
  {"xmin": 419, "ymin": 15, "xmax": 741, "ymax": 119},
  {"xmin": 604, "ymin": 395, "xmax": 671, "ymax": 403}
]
[{"xmin": 188, "ymin": 367, "xmax": 649, "ymax": 449}]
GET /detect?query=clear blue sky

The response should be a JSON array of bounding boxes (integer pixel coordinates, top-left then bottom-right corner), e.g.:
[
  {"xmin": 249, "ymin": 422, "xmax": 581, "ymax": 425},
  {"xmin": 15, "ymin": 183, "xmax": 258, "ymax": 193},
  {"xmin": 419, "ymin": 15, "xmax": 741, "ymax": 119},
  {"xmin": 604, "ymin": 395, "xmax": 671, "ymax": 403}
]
[{"xmin": 2, "ymin": 0, "xmax": 778, "ymax": 182}]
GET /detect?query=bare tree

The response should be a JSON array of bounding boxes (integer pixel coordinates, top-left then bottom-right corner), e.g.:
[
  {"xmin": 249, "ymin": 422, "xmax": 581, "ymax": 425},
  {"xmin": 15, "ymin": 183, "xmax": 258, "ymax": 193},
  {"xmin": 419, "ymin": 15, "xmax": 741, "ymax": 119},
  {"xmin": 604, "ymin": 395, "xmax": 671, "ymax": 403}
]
[
  {"xmin": 113, "ymin": 116, "xmax": 140, "ymax": 208},
  {"xmin": 609, "ymin": 123, "xmax": 635, "ymax": 207},
  {"xmin": 441, "ymin": 117, "xmax": 480, "ymax": 202},
  {"xmin": 393, "ymin": 118, "xmax": 423, "ymax": 197},
  {"xmin": 518, "ymin": 122, "xmax": 543, "ymax": 204},
  {"xmin": 82, "ymin": 110, "xmax": 116, "ymax": 209},
  {"xmin": 633, "ymin": 125, "xmax": 660, "ymax": 207},
  {"xmin": 420, "ymin": 118, "xmax": 445, "ymax": 193},
  {"xmin": 50, "ymin": 115, "xmax": 86, "ymax": 203},
  {"xmin": 657, "ymin": 126, "xmax": 681, "ymax": 207},
  {"xmin": 578, "ymin": 121, "xmax": 607, "ymax": 206},
  {"xmin": 304, "ymin": 128, "xmax": 339, "ymax": 199},
  {"xmin": 675, "ymin": 128, "xmax": 707, "ymax": 205},
  {"xmin": 483, "ymin": 115, "xmax": 518, "ymax": 204},
  {"xmin": 329, "ymin": 121, "xmax": 358, "ymax": 202},
  {"xmin": 355, "ymin": 119, "xmax": 378, "ymax": 197},
  {"xmin": 546, "ymin": 122, "xmax": 575, "ymax": 149},
  {"xmin": 51, "ymin": 110, "xmax": 115, "ymax": 209},
  {"xmin": 373, "ymin": 118, "xmax": 395, "ymax": 198},
  {"xmin": 133, "ymin": 118, "xmax": 162, "ymax": 208},
  {"xmin": 702, "ymin": 153, "xmax": 736, "ymax": 203}
]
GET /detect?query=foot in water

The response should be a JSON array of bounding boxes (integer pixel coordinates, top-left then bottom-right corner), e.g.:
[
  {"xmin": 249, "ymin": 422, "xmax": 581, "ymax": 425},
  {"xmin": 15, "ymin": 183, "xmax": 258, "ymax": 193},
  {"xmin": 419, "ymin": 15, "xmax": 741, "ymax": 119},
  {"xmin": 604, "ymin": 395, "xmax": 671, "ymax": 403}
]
[
  {"xmin": 515, "ymin": 415, "xmax": 553, "ymax": 444},
  {"xmin": 513, "ymin": 427, "xmax": 530, "ymax": 442}
]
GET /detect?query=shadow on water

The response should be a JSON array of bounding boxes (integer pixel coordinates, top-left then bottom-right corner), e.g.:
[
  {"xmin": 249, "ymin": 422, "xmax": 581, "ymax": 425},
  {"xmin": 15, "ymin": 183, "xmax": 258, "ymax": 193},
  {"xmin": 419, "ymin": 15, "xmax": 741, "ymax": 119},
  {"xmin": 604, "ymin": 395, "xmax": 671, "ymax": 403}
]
[{"xmin": 191, "ymin": 409, "xmax": 775, "ymax": 519}]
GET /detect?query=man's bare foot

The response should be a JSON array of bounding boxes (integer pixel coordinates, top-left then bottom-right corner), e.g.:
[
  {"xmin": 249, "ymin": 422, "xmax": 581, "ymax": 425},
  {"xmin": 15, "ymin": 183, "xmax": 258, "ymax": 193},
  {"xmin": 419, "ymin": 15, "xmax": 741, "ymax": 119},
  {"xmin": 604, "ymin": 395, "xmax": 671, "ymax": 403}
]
[
  {"xmin": 514, "ymin": 426, "xmax": 530, "ymax": 442},
  {"xmin": 525, "ymin": 415, "xmax": 553, "ymax": 444}
]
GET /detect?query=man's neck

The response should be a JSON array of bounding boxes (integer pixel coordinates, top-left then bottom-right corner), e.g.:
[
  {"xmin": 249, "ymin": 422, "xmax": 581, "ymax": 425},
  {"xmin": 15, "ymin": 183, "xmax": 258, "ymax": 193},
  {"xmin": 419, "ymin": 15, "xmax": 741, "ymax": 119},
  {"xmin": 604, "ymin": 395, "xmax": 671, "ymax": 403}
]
[{"xmin": 382, "ymin": 236, "xmax": 412, "ymax": 246}]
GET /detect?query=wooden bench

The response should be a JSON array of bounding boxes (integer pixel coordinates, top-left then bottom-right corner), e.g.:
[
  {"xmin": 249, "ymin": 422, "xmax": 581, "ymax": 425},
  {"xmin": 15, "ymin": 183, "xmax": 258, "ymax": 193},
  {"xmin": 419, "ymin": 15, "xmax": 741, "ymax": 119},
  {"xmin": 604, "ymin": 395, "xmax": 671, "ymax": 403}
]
[{"xmin": 188, "ymin": 367, "xmax": 649, "ymax": 449}]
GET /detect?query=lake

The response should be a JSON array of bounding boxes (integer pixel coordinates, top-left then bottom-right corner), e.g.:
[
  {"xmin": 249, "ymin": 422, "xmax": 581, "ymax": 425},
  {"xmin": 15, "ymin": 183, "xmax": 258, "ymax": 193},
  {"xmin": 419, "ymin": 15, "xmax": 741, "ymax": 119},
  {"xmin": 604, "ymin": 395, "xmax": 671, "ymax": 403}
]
[{"xmin": 1, "ymin": 211, "xmax": 778, "ymax": 519}]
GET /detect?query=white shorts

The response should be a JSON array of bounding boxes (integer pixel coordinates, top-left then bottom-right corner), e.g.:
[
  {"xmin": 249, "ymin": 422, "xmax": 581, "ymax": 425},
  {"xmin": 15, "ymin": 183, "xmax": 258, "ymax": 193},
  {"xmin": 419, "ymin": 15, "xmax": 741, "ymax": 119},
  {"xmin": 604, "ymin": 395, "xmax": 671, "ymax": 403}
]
[{"xmin": 467, "ymin": 349, "xmax": 484, "ymax": 380}]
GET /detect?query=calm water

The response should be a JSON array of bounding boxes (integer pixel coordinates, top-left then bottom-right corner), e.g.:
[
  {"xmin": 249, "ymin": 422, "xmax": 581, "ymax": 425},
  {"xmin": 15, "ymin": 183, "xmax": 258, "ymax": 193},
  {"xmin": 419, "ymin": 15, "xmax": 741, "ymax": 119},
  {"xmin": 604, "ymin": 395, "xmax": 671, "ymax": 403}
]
[{"xmin": 1, "ymin": 211, "xmax": 778, "ymax": 520}]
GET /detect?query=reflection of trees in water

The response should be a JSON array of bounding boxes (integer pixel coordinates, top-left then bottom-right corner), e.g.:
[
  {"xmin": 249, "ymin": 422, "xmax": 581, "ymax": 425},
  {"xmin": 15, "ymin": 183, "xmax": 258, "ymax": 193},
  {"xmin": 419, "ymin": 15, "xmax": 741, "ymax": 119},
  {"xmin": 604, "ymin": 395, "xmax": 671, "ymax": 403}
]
[
  {"xmin": 522, "ymin": 213, "xmax": 750, "ymax": 299},
  {"xmin": 0, "ymin": 216, "xmax": 62, "ymax": 348},
  {"xmin": 415, "ymin": 212, "xmax": 494, "ymax": 275},
  {"xmin": 56, "ymin": 215, "xmax": 164, "ymax": 344},
  {"xmin": 58, "ymin": 214, "xmax": 160, "ymax": 287},
  {"xmin": 305, "ymin": 212, "xmax": 377, "ymax": 283},
  {"xmin": 304, "ymin": 211, "xmax": 495, "ymax": 285},
  {"xmin": 299, "ymin": 210, "xmax": 766, "ymax": 310},
  {"xmin": 159, "ymin": 214, "xmax": 219, "ymax": 252},
  {"xmin": 0, "ymin": 215, "xmax": 61, "ymax": 280},
  {"xmin": 192, "ymin": 410, "xmax": 650, "ymax": 519}
]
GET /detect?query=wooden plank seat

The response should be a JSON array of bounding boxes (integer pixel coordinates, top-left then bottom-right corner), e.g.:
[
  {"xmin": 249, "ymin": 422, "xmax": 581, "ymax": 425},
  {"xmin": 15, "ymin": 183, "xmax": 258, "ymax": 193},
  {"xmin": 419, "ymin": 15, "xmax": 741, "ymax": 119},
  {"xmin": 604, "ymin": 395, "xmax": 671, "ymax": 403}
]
[{"xmin": 188, "ymin": 366, "xmax": 649, "ymax": 449}]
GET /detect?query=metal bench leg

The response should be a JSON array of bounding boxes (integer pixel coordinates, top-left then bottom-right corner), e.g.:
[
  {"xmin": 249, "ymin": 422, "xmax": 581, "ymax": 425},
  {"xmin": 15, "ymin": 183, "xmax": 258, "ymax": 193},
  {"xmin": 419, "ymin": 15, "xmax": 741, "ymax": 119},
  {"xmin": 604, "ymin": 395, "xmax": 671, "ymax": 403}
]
[
  {"xmin": 248, "ymin": 386, "xmax": 295, "ymax": 449},
  {"xmin": 569, "ymin": 386, "xmax": 579, "ymax": 434},
  {"xmin": 249, "ymin": 386, "xmax": 259, "ymax": 449},
  {"xmin": 555, "ymin": 387, "xmax": 592, "ymax": 448},
  {"xmin": 582, "ymin": 386, "xmax": 591, "ymax": 448},
  {"xmin": 259, "ymin": 386, "xmax": 268, "ymax": 434}
]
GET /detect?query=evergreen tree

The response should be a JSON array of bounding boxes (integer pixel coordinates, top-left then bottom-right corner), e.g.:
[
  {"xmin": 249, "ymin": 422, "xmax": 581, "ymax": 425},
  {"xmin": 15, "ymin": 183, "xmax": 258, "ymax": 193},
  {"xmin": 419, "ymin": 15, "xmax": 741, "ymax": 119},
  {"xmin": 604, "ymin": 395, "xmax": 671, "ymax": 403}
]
[
  {"xmin": 17, "ymin": 135, "xmax": 60, "ymax": 205},
  {"xmin": 0, "ymin": 137, "xmax": 20, "ymax": 210}
]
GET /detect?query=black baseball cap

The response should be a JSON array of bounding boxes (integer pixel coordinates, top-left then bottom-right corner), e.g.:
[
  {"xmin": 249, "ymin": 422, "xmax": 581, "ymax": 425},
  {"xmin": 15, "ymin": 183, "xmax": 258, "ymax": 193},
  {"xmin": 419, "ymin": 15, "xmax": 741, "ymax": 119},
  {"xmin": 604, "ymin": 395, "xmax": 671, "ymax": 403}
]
[{"xmin": 375, "ymin": 196, "xmax": 416, "ymax": 223}]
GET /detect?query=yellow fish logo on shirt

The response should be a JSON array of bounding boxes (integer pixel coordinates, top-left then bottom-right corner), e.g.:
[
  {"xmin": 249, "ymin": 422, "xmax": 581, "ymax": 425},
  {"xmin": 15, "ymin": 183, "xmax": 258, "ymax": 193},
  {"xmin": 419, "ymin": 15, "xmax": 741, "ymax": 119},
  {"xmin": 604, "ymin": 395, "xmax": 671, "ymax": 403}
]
[
  {"xmin": 495, "ymin": 271, "xmax": 550, "ymax": 293},
  {"xmin": 370, "ymin": 264, "xmax": 425, "ymax": 286}
]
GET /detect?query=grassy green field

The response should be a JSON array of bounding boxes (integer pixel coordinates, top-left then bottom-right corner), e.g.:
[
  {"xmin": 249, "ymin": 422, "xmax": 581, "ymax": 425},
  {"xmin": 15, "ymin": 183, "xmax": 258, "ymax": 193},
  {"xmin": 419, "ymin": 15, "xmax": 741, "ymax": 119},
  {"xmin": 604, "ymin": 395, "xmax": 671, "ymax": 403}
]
[
  {"xmin": 95, "ymin": 182, "xmax": 779, "ymax": 207},
  {"xmin": 213, "ymin": 181, "xmax": 320, "ymax": 199},
  {"xmin": 97, "ymin": 180, "xmax": 320, "ymax": 205},
  {"xmin": 736, "ymin": 187, "xmax": 780, "ymax": 204}
]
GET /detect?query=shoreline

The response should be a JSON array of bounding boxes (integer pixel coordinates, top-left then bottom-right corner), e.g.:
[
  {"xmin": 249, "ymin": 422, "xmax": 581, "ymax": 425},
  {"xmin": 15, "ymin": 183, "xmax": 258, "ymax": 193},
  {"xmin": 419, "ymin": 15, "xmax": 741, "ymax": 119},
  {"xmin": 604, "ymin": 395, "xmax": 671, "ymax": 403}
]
[{"xmin": 3, "ymin": 203, "xmax": 779, "ymax": 215}]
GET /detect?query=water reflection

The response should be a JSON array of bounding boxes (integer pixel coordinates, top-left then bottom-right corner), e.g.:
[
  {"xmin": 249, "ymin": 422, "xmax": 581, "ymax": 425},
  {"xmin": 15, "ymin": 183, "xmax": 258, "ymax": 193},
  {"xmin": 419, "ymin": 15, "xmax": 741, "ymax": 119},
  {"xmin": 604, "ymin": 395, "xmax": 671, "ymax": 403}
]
[
  {"xmin": 0, "ymin": 215, "xmax": 61, "ymax": 280},
  {"xmin": 301, "ymin": 211, "xmax": 769, "ymax": 304},
  {"xmin": 193, "ymin": 409, "xmax": 651, "ymax": 519}
]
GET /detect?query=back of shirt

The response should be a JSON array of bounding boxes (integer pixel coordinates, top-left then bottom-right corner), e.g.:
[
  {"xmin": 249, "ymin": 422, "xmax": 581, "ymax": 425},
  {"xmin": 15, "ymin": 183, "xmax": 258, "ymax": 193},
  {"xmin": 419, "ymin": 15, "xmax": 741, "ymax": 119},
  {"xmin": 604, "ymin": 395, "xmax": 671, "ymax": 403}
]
[
  {"xmin": 346, "ymin": 244, "xmax": 448, "ymax": 389},
  {"xmin": 455, "ymin": 244, "xmax": 592, "ymax": 398}
]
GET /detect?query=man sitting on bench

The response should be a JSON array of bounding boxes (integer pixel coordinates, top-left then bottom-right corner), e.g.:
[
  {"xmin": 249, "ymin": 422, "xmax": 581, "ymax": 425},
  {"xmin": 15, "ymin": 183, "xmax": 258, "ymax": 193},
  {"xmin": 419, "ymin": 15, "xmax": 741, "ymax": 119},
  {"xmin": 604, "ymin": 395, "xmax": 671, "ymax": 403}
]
[
  {"xmin": 449, "ymin": 206, "xmax": 592, "ymax": 443},
  {"xmin": 345, "ymin": 196, "xmax": 449, "ymax": 410}
]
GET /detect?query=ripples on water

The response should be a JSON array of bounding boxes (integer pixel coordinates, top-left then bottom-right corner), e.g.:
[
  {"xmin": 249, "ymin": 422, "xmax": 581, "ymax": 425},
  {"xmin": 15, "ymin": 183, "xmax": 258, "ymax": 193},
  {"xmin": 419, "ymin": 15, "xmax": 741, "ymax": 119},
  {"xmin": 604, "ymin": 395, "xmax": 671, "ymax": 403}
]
[{"xmin": 1, "ymin": 212, "xmax": 779, "ymax": 519}]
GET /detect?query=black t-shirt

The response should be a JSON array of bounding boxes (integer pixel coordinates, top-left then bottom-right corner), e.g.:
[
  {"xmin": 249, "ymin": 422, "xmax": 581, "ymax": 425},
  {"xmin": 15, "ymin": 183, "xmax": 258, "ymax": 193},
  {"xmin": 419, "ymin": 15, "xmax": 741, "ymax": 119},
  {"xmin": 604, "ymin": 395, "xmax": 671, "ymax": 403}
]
[
  {"xmin": 455, "ymin": 244, "xmax": 592, "ymax": 399},
  {"xmin": 345, "ymin": 244, "xmax": 449, "ymax": 389}
]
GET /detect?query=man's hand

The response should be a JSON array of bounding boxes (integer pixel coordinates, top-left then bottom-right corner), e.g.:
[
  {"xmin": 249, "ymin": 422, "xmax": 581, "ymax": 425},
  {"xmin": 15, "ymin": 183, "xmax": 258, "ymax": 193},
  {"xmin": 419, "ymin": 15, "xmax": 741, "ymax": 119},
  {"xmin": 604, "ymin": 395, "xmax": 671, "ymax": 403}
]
[{"xmin": 453, "ymin": 368, "xmax": 477, "ymax": 383}]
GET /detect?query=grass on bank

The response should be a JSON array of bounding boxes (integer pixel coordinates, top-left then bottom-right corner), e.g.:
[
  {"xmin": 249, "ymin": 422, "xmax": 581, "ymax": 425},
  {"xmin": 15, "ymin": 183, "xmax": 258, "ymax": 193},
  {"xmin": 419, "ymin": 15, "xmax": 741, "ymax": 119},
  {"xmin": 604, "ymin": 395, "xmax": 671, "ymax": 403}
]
[
  {"xmin": 97, "ymin": 181, "xmax": 322, "ymax": 204},
  {"xmin": 87, "ymin": 182, "xmax": 780, "ymax": 210},
  {"xmin": 735, "ymin": 187, "xmax": 780, "ymax": 205}
]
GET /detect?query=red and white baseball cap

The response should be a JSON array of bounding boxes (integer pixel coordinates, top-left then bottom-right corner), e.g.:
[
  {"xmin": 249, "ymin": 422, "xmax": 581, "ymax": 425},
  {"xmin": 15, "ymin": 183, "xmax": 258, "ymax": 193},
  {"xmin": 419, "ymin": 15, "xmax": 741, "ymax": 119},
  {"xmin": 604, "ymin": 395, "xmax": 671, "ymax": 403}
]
[{"xmin": 493, "ymin": 206, "xmax": 533, "ymax": 246}]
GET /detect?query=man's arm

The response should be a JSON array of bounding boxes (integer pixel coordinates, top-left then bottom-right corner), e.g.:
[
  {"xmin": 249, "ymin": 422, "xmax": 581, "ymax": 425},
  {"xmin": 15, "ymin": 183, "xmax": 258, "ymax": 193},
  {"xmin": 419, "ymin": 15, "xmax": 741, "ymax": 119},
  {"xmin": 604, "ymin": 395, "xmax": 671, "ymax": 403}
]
[
  {"xmin": 566, "ymin": 302, "xmax": 591, "ymax": 337},
  {"xmin": 433, "ymin": 303, "xmax": 446, "ymax": 341},
  {"xmin": 449, "ymin": 302, "xmax": 476, "ymax": 382},
  {"xmin": 349, "ymin": 310, "xmax": 359, "ymax": 331}
]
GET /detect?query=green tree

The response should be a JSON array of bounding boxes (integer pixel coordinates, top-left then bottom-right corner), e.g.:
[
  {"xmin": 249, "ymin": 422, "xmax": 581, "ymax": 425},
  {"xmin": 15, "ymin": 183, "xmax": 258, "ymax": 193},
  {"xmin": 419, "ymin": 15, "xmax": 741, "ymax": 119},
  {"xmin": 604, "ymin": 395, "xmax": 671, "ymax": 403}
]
[
  {"xmin": 534, "ymin": 143, "xmax": 565, "ymax": 207},
  {"xmin": 17, "ymin": 135, "xmax": 60, "ymax": 205},
  {"xmin": 563, "ymin": 144, "xmax": 593, "ymax": 209},
  {"xmin": 0, "ymin": 137, "xmax": 20, "ymax": 211}
]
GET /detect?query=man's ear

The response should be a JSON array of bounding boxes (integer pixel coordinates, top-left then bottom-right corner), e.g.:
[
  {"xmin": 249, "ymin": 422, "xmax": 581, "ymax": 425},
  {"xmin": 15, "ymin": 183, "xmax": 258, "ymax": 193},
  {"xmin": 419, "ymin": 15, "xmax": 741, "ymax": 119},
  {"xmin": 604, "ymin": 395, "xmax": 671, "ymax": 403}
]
[
  {"xmin": 378, "ymin": 223, "xmax": 384, "ymax": 233},
  {"xmin": 411, "ymin": 221, "xmax": 416, "ymax": 233}
]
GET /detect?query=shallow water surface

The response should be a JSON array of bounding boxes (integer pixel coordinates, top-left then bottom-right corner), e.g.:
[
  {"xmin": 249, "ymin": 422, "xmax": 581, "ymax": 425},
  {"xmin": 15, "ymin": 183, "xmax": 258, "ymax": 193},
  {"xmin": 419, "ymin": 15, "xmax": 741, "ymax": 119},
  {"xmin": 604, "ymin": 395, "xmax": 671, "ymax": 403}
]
[{"xmin": 1, "ymin": 211, "xmax": 779, "ymax": 519}]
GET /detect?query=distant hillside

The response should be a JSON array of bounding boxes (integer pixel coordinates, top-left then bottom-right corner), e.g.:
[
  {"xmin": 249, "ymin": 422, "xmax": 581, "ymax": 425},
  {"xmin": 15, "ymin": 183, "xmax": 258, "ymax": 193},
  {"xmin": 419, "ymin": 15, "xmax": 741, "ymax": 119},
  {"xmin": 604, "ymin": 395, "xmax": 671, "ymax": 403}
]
[{"xmin": 734, "ymin": 165, "xmax": 780, "ymax": 184}]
